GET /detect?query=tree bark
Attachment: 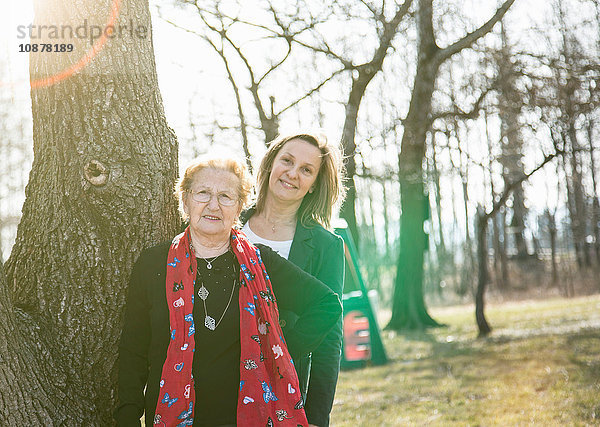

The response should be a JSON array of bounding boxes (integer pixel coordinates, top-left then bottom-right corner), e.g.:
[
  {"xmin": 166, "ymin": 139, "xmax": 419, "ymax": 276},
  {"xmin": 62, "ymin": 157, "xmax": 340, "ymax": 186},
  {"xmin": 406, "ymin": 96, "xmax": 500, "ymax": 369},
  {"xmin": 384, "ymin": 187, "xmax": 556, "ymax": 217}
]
[
  {"xmin": 2, "ymin": 0, "xmax": 178, "ymax": 423},
  {"xmin": 388, "ymin": 170, "xmax": 440, "ymax": 329}
]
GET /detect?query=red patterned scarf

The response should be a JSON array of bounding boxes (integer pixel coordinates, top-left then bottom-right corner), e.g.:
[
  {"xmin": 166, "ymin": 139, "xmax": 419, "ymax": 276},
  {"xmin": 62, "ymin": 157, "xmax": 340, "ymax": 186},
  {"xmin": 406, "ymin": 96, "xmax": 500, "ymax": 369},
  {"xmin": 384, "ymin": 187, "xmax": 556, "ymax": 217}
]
[{"xmin": 154, "ymin": 227, "xmax": 307, "ymax": 426}]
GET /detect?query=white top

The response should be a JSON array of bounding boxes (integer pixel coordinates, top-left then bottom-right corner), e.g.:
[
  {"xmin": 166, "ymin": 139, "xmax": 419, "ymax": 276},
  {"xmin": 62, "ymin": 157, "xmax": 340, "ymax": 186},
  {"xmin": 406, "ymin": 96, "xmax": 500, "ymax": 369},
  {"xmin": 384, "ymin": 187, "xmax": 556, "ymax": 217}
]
[{"xmin": 241, "ymin": 222, "xmax": 293, "ymax": 259}]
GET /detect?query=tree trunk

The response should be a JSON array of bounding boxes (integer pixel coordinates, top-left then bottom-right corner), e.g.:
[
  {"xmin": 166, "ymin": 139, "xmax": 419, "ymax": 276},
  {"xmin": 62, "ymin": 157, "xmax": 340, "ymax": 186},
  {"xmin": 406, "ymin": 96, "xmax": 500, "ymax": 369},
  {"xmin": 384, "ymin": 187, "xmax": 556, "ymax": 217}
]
[
  {"xmin": 587, "ymin": 120, "xmax": 600, "ymax": 265},
  {"xmin": 509, "ymin": 187, "xmax": 530, "ymax": 258},
  {"xmin": 499, "ymin": 208, "xmax": 510, "ymax": 287},
  {"xmin": 381, "ymin": 129, "xmax": 393, "ymax": 256},
  {"xmin": 386, "ymin": 0, "xmax": 441, "ymax": 330},
  {"xmin": 491, "ymin": 212, "xmax": 505, "ymax": 289},
  {"xmin": 568, "ymin": 122, "xmax": 590, "ymax": 267},
  {"xmin": 562, "ymin": 130, "xmax": 586, "ymax": 269},
  {"xmin": 484, "ymin": 111, "xmax": 505, "ymax": 290},
  {"xmin": 340, "ymin": 76, "xmax": 372, "ymax": 246},
  {"xmin": 458, "ymin": 135, "xmax": 474, "ymax": 296},
  {"xmin": 382, "ymin": 180, "xmax": 392, "ymax": 255},
  {"xmin": 546, "ymin": 209, "xmax": 559, "ymax": 287},
  {"xmin": 475, "ymin": 210, "xmax": 492, "ymax": 336},
  {"xmin": 429, "ymin": 134, "xmax": 446, "ymax": 298},
  {"xmin": 388, "ymin": 170, "xmax": 440, "ymax": 329},
  {"xmin": 497, "ymin": 25, "xmax": 529, "ymax": 260},
  {"xmin": 388, "ymin": 83, "xmax": 441, "ymax": 328},
  {"xmin": 431, "ymin": 133, "xmax": 446, "ymax": 258},
  {"xmin": 338, "ymin": 0, "xmax": 412, "ymax": 246},
  {"xmin": 2, "ymin": 0, "xmax": 178, "ymax": 423}
]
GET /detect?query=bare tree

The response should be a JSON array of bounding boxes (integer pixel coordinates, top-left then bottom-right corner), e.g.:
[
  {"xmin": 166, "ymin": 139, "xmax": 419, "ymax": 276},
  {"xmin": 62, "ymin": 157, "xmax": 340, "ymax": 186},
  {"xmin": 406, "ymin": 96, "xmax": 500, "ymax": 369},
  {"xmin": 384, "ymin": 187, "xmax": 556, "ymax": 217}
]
[
  {"xmin": 167, "ymin": 0, "xmax": 350, "ymax": 156},
  {"xmin": 387, "ymin": 0, "xmax": 516, "ymax": 330},
  {"xmin": 475, "ymin": 151, "xmax": 559, "ymax": 336}
]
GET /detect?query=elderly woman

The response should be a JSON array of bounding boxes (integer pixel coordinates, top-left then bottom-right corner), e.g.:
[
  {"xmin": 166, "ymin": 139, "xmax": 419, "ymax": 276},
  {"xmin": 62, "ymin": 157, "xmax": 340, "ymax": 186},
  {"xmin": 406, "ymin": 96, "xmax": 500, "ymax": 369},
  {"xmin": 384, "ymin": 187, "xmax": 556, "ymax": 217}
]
[
  {"xmin": 240, "ymin": 133, "xmax": 346, "ymax": 427},
  {"xmin": 115, "ymin": 158, "xmax": 342, "ymax": 427}
]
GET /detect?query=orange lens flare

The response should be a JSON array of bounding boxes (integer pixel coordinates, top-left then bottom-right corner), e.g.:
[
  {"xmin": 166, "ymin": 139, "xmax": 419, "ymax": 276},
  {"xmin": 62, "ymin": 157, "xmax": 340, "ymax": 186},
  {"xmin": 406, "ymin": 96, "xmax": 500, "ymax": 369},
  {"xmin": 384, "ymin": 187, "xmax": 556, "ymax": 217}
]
[{"xmin": 30, "ymin": 0, "xmax": 122, "ymax": 89}]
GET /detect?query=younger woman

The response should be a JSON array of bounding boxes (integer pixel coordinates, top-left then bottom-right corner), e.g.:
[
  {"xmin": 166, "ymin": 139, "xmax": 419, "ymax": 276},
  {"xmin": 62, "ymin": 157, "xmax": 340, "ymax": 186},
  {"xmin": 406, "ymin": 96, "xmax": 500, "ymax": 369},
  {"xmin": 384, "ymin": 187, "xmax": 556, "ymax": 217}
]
[{"xmin": 241, "ymin": 132, "xmax": 346, "ymax": 427}]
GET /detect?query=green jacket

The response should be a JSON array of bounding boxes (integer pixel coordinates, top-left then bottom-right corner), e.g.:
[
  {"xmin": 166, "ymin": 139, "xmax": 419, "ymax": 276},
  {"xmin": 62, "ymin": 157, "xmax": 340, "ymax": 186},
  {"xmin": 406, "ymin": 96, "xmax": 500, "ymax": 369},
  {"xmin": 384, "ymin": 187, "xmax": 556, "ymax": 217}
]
[{"xmin": 240, "ymin": 208, "xmax": 345, "ymax": 427}]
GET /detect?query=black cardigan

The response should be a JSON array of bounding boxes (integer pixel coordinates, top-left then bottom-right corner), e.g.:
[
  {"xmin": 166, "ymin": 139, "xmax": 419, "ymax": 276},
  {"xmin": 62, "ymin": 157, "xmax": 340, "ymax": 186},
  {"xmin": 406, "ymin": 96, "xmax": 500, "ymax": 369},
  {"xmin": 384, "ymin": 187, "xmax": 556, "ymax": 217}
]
[
  {"xmin": 241, "ymin": 208, "xmax": 345, "ymax": 427},
  {"xmin": 115, "ymin": 240, "xmax": 342, "ymax": 426}
]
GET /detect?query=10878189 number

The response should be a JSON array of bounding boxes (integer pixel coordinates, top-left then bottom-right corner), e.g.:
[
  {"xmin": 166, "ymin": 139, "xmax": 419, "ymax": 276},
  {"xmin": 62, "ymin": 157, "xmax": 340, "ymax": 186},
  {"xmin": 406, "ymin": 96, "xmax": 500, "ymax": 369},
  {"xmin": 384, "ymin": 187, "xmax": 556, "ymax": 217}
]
[{"xmin": 18, "ymin": 44, "xmax": 74, "ymax": 53}]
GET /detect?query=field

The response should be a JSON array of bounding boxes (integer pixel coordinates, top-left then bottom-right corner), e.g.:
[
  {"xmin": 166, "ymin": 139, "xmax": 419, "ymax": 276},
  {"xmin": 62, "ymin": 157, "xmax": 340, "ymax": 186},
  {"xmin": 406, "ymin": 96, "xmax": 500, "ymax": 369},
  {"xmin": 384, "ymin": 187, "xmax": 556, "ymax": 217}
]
[{"xmin": 331, "ymin": 295, "xmax": 600, "ymax": 426}]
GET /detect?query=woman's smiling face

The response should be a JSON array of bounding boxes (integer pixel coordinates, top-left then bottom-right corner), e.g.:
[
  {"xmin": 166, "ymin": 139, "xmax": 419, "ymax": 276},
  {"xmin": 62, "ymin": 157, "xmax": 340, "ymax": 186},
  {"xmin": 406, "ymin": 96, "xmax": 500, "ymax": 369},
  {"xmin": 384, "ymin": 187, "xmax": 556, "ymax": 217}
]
[
  {"xmin": 183, "ymin": 168, "xmax": 242, "ymax": 239},
  {"xmin": 268, "ymin": 138, "xmax": 322, "ymax": 204}
]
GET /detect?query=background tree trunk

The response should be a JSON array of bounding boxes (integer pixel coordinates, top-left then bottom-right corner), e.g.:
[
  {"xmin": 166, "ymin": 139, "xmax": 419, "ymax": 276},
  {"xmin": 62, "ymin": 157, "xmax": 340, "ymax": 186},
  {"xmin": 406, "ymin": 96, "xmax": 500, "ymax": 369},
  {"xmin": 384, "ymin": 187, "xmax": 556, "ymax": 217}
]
[
  {"xmin": 475, "ymin": 209, "xmax": 492, "ymax": 336},
  {"xmin": 338, "ymin": 0, "xmax": 412, "ymax": 244},
  {"xmin": 1, "ymin": 0, "xmax": 178, "ymax": 423},
  {"xmin": 587, "ymin": 120, "xmax": 600, "ymax": 265},
  {"xmin": 587, "ymin": 120, "xmax": 600, "ymax": 268},
  {"xmin": 545, "ymin": 208, "xmax": 559, "ymax": 286},
  {"xmin": 458, "ymin": 133, "xmax": 474, "ymax": 296},
  {"xmin": 389, "ymin": 166, "xmax": 438, "ymax": 329},
  {"xmin": 387, "ymin": 0, "xmax": 516, "ymax": 330},
  {"xmin": 562, "ymin": 128, "xmax": 587, "ymax": 268},
  {"xmin": 496, "ymin": 27, "xmax": 529, "ymax": 260},
  {"xmin": 339, "ymin": 89, "xmax": 361, "ymax": 244}
]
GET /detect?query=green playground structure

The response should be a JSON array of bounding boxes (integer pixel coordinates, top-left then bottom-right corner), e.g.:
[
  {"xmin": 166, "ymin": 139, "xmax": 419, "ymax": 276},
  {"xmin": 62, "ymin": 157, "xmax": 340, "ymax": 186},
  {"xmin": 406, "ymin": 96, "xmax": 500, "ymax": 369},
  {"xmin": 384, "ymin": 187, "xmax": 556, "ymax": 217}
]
[{"xmin": 334, "ymin": 222, "xmax": 388, "ymax": 369}]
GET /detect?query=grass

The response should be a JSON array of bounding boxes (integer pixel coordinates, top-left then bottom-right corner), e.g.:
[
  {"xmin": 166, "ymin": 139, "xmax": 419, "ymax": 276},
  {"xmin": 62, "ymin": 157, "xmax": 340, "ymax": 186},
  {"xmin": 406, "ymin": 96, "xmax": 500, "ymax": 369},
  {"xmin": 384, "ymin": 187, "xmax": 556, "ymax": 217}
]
[{"xmin": 331, "ymin": 294, "xmax": 600, "ymax": 426}]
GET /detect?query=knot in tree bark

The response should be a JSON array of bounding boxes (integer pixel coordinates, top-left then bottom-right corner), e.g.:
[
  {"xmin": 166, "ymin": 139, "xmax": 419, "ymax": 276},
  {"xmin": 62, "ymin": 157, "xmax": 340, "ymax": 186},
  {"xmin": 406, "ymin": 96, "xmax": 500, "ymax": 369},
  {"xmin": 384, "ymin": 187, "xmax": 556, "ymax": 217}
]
[{"xmin": 84, "ymin": 160, "xmax": 109, "ymax": 186}]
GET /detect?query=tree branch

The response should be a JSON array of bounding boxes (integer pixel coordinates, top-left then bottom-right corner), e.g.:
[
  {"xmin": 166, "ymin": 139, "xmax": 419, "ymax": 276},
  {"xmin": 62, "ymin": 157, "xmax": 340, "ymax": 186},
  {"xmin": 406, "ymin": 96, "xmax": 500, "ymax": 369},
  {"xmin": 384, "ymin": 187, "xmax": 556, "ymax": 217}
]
[
  {"xmin": 437, "ymin": 0, "xmax": 517, "ymax": 64},
  {"xmin": 278, "ymin": 67, "xmax": 347, "ymax": 114},
  {"xmin": 367, "ymin": 0, "xmax": 412, "ymax": 71},
  {"xmin": 358, "ymin": 0, "xmax": 380, "ymax": 18},
  {"xmin": 202, "ymin": 36, "xmax": 253, "ymax": 172},
  {"xmin": 484, "ymin": 149, "xmax": 562, "ymax": 220},
  {"xmin": 256, "ymin": 41, "xmax": 292, "ymax": 85},
  {"xmin": 430, "ymin": 87, "xmax": 494, "ymax": 123}
]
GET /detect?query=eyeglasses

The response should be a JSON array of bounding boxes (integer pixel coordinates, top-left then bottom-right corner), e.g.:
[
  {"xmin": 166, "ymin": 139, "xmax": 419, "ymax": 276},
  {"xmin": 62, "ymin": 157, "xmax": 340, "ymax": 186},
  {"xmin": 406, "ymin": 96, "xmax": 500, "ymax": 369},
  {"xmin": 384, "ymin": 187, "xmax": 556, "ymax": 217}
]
[{"xmin": 187, "ymin": 190, "xmax": 239, "ymax": 206}]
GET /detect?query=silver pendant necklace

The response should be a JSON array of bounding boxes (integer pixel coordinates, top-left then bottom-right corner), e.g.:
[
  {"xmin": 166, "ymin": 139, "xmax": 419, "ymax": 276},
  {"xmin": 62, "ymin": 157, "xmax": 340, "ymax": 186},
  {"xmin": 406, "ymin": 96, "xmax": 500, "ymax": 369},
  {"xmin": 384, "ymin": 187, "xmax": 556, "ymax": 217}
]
[
  {"xmin": 198, "ymin": 280, "xmax": 236, "ymax": 330},
  {"xmin": 202, "ymin": 255, "xmax": 220, "ymax": 270},
  {"xmin": 193, "ymin": 243, "xmax": 236, "ymax": 330},
  {"xmin": 267, "ymin": 217, "xmax": 295, "ymax": 233},
  {"xmin": 189, "ymin": 241, "xmax": 226, "ymax": 269}
]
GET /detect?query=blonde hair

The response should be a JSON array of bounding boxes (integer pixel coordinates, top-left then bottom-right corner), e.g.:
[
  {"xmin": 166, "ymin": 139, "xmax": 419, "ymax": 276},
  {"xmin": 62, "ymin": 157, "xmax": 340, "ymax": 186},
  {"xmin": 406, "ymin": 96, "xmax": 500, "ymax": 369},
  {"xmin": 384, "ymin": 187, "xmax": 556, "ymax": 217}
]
[
  {"xmin": 256, "ymin": 132, "xmax": 346, "ymax": 229},
  {"xmin": 175, "ymin": 157, "xmax": 253, "ymax": 221}
]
